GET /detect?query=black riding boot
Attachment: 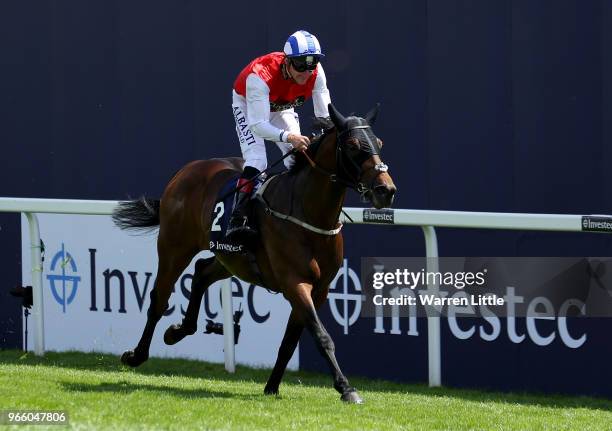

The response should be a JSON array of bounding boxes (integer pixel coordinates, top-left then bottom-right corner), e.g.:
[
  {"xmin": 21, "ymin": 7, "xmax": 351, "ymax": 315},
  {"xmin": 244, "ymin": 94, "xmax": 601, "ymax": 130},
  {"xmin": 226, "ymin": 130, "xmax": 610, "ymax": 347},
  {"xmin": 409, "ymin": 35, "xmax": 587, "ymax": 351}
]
[
  {"xmin": 226, "ymin": 190, "xmax": 255, "ymax": 237},
  {"xmin": 226, "ymin": 170, "xmax": 259, "ymax": 240}
]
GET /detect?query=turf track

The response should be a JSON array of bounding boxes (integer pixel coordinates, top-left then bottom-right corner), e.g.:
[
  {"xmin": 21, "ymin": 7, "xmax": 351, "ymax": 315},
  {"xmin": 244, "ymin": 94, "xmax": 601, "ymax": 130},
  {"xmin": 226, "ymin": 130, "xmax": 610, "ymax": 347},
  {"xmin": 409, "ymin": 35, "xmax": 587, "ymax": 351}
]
[{"xmin": 1, "ymin": 350, "xmax": 611, "ymax": 430}]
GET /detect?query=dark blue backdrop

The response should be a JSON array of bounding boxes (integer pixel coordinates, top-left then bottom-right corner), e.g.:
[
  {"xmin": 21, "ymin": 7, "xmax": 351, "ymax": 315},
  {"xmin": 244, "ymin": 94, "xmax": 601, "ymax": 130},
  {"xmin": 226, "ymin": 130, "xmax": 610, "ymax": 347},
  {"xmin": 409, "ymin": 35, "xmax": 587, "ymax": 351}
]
[{"xmin": 1, "ymin": 0, "xmax": 611, "ymax": 395}]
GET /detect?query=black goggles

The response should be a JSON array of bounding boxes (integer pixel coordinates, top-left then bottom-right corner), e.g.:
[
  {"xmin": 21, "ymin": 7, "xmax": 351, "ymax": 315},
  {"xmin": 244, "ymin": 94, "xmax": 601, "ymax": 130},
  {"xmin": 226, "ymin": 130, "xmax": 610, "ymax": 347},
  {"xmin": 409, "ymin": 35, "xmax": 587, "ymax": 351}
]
[{"xmin": 290, "ymin": 56, "xmax": 319, "ymax": 72}]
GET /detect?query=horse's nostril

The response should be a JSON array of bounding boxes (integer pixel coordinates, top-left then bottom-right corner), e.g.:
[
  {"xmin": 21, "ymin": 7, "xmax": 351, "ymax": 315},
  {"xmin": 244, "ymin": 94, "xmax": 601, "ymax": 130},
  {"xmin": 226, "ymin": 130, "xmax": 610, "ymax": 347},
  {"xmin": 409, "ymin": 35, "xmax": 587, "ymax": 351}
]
[
  {"xmin": 374, "ymin": 185, "xmax": 394, "ymax": 197},
  {"xmin": 373, "ymin": 185, "xmax": 396, "ymax": 207}
]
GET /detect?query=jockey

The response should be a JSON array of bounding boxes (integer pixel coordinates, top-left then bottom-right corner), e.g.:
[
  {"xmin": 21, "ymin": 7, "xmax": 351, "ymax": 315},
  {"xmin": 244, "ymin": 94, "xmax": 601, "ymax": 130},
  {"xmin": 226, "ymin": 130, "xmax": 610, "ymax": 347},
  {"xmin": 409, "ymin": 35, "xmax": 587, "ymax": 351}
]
[{"xmin": 226, "ymin": 30, "xmax": 332, "ymax": 239}]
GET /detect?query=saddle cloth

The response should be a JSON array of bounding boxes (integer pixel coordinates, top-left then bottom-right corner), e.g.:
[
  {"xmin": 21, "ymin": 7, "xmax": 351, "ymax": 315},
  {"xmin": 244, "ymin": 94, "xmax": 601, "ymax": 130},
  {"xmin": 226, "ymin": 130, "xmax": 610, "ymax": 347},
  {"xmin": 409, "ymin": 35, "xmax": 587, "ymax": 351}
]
[{"xmin": 208, "ymin": 173, "xmax": 269, "ymax": 254}]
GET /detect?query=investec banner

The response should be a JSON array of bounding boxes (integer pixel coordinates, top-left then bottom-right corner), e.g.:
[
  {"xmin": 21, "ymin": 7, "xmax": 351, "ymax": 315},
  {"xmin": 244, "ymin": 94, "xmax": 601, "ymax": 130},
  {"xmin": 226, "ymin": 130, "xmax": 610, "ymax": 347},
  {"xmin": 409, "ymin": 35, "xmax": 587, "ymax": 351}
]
[{"xmin": 21, "ymin": 214, "xmax": 297, "ymax": 369}]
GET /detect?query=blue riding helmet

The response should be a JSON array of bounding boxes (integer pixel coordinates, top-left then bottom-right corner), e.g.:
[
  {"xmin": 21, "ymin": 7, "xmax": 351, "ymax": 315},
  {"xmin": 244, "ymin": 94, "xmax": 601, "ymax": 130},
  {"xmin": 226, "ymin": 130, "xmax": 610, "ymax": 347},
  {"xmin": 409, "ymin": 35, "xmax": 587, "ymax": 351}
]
[{"xmin": 283, "ymin": 30, "xmax": 325, "ymax": 58}]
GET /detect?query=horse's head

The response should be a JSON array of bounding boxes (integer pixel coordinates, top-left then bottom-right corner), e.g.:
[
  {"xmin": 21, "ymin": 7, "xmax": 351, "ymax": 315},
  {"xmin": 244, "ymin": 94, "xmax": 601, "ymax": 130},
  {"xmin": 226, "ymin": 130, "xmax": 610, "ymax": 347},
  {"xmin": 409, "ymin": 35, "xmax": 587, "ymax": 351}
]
[{"xmin": 328, "ymin": 103, "xmax": 397, "ymax": 209}]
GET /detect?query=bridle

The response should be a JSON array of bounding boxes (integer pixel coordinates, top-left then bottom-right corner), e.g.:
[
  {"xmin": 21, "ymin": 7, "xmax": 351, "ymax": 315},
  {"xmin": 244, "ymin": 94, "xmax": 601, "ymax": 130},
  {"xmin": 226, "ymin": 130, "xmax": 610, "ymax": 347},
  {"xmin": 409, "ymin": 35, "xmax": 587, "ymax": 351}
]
[
  {"xmin": 303, "ymin": 121, "xmax": 388, "ymax": 201},
  {"xmin": 256, "ymin": 119, "xmax": 390, "ymax": 235}
]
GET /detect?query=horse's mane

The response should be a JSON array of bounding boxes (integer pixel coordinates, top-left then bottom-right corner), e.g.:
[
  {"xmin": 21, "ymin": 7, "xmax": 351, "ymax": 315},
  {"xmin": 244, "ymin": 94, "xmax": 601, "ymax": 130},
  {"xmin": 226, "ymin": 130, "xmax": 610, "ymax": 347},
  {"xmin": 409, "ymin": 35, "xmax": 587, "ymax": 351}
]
[{"xmin": 287, "ymin": 127, "xmax": 335, "ymax": 176}]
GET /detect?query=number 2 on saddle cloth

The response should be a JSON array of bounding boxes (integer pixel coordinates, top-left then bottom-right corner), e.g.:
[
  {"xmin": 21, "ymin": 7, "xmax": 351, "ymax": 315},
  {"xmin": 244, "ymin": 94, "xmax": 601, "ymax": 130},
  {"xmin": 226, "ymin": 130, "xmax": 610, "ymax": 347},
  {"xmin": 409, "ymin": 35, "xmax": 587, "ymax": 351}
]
[{"xmin": 208, "ymin": 175, "xmax": 261, "ymax": 253}]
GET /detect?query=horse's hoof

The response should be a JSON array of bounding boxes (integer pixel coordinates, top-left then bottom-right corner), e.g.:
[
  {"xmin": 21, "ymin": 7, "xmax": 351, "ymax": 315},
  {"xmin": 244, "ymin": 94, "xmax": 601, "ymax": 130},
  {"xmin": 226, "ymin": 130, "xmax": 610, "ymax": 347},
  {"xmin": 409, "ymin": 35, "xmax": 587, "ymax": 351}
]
[
  {"xmin": 341, "ymin": 390, "xmax": 364, "ymax": 404},
  {"xmin": 164, "ymin": 324, "xmax": 182, "ymax": 345},
  {"xmin": 164, "ymin": 324, "xmax": 196, "ymax": 345},
  {"xmin": 263, "ymin": 386, "xmax": 279, "ymax": 396},
  {"xmin": 120, "ymin": 350, "xmax": 148, "ymax": 367}
]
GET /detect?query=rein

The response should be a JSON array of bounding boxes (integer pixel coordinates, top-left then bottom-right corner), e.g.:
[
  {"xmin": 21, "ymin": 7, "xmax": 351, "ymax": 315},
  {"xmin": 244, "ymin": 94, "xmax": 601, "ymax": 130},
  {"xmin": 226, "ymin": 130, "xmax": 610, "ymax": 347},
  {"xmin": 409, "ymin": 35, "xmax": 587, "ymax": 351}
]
[{"xmin": 217, "ymin": 149, "xmax": 297, "ymax": 203}]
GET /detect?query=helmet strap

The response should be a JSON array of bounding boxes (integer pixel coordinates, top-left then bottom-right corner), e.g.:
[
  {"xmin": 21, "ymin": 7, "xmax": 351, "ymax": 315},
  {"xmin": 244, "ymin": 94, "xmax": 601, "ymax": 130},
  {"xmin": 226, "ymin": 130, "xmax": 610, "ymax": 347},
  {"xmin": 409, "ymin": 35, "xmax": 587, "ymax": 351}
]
[
  {"xmin": 281, "ymin": 61, "xmax": 292, "ymax": 81},
  {"xmin": 282, "ymin": 60, "xmax": 301, "ymax": 84}
]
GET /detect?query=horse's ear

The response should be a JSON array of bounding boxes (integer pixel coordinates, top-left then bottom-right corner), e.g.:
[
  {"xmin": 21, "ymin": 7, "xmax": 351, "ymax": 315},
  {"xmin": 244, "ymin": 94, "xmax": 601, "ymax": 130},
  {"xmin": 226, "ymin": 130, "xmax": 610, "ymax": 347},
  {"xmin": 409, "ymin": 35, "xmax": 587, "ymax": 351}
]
[
  {"xmin": 328, "ymin": 103, "xmax": 347, "ymax": 129},
  {"xmin": 364, "ymin": 103, "xmax": 380, "ymax": 125}
]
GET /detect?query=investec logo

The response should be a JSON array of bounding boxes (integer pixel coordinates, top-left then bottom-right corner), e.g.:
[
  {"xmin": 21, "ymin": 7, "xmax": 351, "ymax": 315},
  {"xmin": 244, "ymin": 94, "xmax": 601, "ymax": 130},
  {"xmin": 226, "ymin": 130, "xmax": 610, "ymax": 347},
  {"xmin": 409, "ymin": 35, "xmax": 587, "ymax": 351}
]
[
  {"xmin": 46, "ymin": 243, "xmax": 81, "ymax": 313},
  {"xmin": 582, "ymin": 216, "xmax": 612, "ymax": 233},
  {"xmin": 44, "ymin": 245, "xmax": 271, "ymax": 322},
  {"xmin": 363, "ymin": 208, "xmax": 394, "ymax": 224},
  {"xmin": 328, "ymin": 259, "xmax": 363, "ymax": 334}
]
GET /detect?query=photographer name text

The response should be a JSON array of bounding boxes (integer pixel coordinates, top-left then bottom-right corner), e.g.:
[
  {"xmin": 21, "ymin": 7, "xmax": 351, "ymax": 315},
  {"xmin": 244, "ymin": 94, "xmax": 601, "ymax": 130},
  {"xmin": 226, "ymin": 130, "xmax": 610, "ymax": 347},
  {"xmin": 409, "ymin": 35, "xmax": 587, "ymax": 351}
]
[{"xmin": 373, "ymin": 293, "xmax": 504, "ymax": 307}]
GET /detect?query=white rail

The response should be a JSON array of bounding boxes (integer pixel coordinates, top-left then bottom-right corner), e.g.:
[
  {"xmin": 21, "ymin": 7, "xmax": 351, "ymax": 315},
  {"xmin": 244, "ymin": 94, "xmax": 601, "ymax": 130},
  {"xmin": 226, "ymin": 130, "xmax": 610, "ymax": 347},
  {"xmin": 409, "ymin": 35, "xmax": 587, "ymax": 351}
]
[
  {"xmin": 340, "ymin": 207, "xmax": 586, "ymax": 231},
  {"xmin": 0, "ymin": 198, "xmax": 118, "ymax": 215},
  {"xmin": 2, "ymin": 197, "xmax": 611, "ymax": 386}
]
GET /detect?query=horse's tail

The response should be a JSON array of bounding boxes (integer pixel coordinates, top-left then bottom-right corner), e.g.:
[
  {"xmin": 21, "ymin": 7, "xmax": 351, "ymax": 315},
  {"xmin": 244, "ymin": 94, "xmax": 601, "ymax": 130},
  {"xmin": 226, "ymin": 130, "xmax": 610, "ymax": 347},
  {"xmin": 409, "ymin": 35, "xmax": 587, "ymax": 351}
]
[{"xmin": 112, "ymin": 197, "xmax": 160, "ymax": 233}]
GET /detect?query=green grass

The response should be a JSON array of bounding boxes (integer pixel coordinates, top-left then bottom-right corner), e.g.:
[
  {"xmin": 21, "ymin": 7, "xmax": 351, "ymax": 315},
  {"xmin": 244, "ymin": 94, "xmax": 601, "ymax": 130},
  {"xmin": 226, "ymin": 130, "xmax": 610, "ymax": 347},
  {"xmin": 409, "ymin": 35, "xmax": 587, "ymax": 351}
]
[{"xmin": 0, "ymin": 350, "xmax": 611, "ymax": 430}]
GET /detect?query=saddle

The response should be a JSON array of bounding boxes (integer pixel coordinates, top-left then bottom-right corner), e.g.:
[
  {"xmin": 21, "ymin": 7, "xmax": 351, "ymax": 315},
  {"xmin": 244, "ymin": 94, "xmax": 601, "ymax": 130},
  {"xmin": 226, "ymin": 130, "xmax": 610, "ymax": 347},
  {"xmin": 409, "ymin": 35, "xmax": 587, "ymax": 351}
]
[{"xmin": 208, "ymin": 174, "xmax": 273, "ymax": 254}]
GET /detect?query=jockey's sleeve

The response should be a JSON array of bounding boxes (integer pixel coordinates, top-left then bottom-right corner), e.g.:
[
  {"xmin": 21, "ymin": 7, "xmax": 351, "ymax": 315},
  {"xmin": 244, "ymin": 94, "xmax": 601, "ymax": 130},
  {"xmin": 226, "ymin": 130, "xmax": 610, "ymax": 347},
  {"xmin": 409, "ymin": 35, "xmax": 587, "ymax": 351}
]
[
  {"xmin": 312, "ymin": 63, "xmax": 331, "ymax": 118},
  {"xmin": 245, "ymin": 73, "xmax": 290, "ymax": 143}
]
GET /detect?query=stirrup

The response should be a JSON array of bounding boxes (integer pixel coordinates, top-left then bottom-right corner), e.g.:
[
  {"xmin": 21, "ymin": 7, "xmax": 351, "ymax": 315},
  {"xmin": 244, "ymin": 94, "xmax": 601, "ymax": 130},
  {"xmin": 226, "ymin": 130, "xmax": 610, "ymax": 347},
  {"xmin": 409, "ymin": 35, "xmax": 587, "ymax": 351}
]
[{"xmin": 226, "ymin": 216, "xmax": 256, "ymax": 238}]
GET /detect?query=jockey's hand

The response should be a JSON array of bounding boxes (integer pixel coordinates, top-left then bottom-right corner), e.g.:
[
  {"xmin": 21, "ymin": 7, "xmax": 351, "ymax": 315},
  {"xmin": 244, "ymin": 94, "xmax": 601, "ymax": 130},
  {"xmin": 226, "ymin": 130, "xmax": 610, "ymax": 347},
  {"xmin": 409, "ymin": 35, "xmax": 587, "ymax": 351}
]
[{"xmin": 287, "ymin": 133, "xmax": 310, "ymax": 152}]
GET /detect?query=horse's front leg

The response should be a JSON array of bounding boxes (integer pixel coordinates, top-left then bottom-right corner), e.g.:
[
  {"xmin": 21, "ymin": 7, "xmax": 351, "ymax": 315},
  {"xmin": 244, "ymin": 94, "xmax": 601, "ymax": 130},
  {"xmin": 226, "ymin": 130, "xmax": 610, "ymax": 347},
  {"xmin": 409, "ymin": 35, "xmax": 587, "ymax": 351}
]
[{"xmin": 284, "ymin": 282, "xmax": 363, "ymax": 404}]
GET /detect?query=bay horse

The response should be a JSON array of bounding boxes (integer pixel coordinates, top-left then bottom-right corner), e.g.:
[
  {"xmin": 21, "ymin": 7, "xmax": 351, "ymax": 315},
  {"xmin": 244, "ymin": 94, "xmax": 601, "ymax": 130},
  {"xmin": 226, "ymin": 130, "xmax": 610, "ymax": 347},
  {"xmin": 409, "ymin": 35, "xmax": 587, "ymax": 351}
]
[{"xmin": 112, "ymin": 103, "xmax": 396, "ymax": 403}]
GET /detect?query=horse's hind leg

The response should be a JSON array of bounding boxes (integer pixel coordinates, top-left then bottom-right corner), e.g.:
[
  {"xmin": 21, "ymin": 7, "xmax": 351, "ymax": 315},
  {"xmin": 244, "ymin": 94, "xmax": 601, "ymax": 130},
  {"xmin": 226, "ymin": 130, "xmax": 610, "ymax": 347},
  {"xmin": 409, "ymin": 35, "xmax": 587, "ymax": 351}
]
[
  {"xmin": 121, "ymin": 245, "xmax": 195, "ymax": 367},
  {"xmin": 164, "ymin": 256, "xmax": 230, "ymax": 345}
]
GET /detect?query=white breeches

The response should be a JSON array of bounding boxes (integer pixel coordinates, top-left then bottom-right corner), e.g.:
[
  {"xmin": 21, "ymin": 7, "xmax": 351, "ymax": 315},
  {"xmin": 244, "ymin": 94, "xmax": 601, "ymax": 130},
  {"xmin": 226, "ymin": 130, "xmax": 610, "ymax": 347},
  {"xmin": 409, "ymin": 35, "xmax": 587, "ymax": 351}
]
[{"xmin": 231, "ymin": 97, "xmax": 300, "ymax": 171}]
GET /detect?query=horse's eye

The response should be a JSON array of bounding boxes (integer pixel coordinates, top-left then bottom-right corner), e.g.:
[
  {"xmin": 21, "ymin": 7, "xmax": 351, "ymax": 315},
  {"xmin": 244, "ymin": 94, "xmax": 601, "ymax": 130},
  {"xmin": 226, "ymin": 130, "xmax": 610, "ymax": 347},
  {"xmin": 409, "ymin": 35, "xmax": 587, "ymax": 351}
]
[
  {"xmin": 346, "ymin": 140, "xmax": 361, "ymax": 156},
  {"xmin": 347, "ymin": 138, "xmax": 360, "ymax": 150}
]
